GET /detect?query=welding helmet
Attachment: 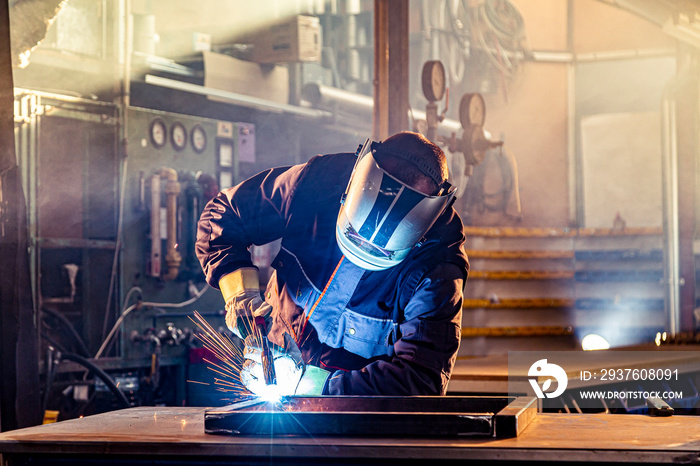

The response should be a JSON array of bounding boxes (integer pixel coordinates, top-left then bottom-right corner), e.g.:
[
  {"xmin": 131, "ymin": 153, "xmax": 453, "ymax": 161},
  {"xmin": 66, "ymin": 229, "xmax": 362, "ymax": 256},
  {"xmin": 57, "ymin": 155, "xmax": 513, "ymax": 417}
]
[{"xmin": 336, "ymin": 139, "xmax": 456, "ymax": 271}]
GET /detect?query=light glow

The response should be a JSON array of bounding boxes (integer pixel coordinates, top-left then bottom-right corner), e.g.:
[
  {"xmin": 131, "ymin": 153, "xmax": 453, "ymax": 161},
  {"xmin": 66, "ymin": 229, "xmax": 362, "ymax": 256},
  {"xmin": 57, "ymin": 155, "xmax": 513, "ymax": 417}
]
[
  {"xmin": 581, "ymin": 334, "xmax": 610, "ymax": 351},
  {"xmin": 259, "ymin": 385, "xmax": 283, "ymax": 403}
]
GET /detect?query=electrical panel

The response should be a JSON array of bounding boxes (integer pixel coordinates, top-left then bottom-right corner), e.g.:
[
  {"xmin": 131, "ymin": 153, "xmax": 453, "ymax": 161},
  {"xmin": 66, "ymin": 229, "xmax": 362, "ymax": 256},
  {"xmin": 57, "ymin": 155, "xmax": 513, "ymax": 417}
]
[{"xmin": 120, "ymin": 107, "xmax": 254, "ymax": 362}]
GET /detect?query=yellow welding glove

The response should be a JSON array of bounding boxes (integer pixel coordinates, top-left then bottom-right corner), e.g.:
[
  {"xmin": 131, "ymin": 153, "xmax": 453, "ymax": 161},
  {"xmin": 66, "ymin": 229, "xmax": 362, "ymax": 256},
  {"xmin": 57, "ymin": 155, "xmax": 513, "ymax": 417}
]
[{"xmin": 219, "ymin": 267, "xmax": 272, "ymax": 339}]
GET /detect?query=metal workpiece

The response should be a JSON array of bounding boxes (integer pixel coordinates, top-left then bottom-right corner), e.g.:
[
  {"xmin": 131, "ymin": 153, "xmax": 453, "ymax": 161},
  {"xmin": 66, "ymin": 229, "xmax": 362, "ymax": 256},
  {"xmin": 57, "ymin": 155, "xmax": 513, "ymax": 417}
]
[{"xmin": 204, "ymin": 395, "xmax": 537, "ymax": 438}]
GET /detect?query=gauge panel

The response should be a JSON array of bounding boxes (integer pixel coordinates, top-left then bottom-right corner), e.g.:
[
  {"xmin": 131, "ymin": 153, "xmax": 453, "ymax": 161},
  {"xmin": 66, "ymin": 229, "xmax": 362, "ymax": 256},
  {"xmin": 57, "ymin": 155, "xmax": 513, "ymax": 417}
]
[
  {"xmin": 191, "ymin": 125, "xmax": 207, "ymax": 153},
  {"xmin": 149, "ymin": 118, "xmax": 167, "ymax": 149},
  {"xmin": 171, "ymin": 122, "xmax": 187, "ymax": 151},
  {"xmin": 421, "ymin": 60, "xmax": 446, "ymax": 102},
  {"xmin": 459, "ymin": 93, "xmax": 486, "ymax": 128}
]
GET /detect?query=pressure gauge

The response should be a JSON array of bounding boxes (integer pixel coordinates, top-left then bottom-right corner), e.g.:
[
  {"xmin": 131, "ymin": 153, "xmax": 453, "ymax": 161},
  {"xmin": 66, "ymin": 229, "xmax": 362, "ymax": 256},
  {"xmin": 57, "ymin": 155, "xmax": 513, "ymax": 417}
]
[
  {"xmin": 191, "ymin": 125, "xmax": 207, "ymax": 153},
  {"xmin": 149, "ymin": 118, "xmax": 167, "ymax": 149},
  {"xmin": 459, "ymin": 93, "xmax": 486, "ymax": 128},
  {"xmin": 171, "ymin": 122, "xmax": 187, "ymax": 151},
  {"xmin": 421, "ymin": 60, "xmax": 446, "ymax": 102}
]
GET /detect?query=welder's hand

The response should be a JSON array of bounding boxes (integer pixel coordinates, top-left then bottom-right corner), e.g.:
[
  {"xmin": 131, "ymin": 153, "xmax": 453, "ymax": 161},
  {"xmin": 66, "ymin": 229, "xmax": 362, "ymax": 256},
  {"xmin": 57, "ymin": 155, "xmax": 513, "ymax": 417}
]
[
  {"xmin": 219, "ymin": 268, "xmax": 272, "ymax": 339},
  {"xmin": 240, "ymin": 333, "xmax": 329, "ymax": 396},
  {"xmin": 240, "ymin": 359, "xmax": 330, "ymax": 397},
  {"xmin": 243, "ymin": 333, "xmax": 303, "ymax": 368},
  {"xmin": 294, "ymin": 365, "xmax": 331, "ymax": 396},
  {"xmin": 241, "ymin": 333, "xmax": 303, "ymax": 397}
]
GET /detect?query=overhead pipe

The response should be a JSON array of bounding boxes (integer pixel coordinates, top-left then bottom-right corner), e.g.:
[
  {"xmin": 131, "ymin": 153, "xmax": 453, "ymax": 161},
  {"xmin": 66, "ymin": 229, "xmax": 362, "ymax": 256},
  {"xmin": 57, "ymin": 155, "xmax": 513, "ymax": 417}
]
[
  {"xmin": 595, "ymin": 0, "xmax": 673, "ymax": 28},
  {"xmin": 300, "ymin": 82, "xmax": 463, "ymax": 136}
]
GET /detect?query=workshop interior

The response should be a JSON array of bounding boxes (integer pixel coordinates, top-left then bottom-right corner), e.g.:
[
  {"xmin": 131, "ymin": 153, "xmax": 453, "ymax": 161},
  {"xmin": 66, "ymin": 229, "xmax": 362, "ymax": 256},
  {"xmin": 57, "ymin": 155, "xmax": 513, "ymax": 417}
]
[{"xmin": 2, "ymin": 0, "xmax": 700, "ymax": 441}]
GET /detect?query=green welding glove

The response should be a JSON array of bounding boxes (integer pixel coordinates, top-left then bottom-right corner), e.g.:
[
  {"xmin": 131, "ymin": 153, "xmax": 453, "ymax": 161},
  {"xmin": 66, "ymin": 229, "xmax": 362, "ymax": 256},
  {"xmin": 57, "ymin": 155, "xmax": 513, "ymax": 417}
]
[
  {"xmin": 240, "ymin": 333, "xmax": 330, "ymax": 397},
  {"xmin": 219, "ymin": 268, "xmax": 272, "ymax": 339},
  {"xmin": 294, "ymin": 365, "xmax": 331, "ymax": 396}
]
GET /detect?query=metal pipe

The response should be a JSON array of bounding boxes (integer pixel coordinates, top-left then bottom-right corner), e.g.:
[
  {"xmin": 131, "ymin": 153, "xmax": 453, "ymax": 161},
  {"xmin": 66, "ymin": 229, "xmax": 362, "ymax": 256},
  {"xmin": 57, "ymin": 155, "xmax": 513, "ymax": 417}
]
[
  {"xmin": 149, "ymin": 174, "xmax": 161, "ymax": 277},
  {"xmin": 567, "ymin": 57, "xmax": 578, "ymax": 226},
  {"xmin": 301, "ymin": 82, "xmax": 464, "ymax": 136},
  {"xmin": 574, "ymin": 47, "xmax": 675, "ymax": 62},
  {"xmin": 594, "ymin": 0, "xmax": 672, "ymax": 28},
  {"xmin": 507, "ymin": 47, "xmax": 674, "ymax": 64},
  {"xmin": 661, "ymin": 82, "xmax": 681, "ymax": 336},
  {"xmin": 301, "ymin": 82, "xmax": 373, "ymax": 117},
  {"xmin": 159, "ymin": 167, "xmax": 181, "ymax": 281}
]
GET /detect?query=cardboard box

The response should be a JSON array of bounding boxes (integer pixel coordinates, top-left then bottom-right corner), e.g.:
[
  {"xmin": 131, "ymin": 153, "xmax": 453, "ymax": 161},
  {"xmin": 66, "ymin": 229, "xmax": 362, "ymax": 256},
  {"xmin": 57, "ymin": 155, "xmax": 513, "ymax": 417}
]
[
  {"xmin": 244, "ymin": 15, "xmax": 321, "ymax": 64},
  {"xmin": 202, "ymin": 51, "xmax": 289, "ymax": 105}
]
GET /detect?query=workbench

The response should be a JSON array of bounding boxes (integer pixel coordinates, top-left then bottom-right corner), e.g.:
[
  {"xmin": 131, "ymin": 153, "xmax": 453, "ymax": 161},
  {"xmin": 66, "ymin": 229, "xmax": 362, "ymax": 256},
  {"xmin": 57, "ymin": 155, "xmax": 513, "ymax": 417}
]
[{"xmin": 0, "ymin": 406, "xmax": 698, "ymax": 464}]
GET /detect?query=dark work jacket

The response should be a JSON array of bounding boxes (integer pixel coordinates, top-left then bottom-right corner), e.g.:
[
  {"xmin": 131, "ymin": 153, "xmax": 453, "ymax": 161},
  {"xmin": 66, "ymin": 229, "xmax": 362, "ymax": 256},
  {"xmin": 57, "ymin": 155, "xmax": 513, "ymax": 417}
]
[{"xmin": 196, "ymin": 152, "xmax": 469, "ymax": 395}]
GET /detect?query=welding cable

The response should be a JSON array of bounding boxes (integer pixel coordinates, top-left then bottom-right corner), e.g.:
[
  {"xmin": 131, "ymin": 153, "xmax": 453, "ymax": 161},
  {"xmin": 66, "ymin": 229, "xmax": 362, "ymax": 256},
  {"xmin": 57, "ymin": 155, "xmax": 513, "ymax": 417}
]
[
  {"xmin": 101, "ymin": 156, "xmax": 130, "ymax": 342},
  {"xmin": 482, "ymin": 0, "xmax": 525, "ymax": 43},
  {"xmin": 59, "ymin": 352, "xmax": 131, "ymax": 409},
  {"xmin": 95, "ymin": 281, "xmax": 209, "ymax": 359},
  {"xmin": 297, "ymin": 256, "xmax": 345, "ymax": 345},
  {"xmin": 41, "ymin": 307, "xmax": 91, "ymax": 358},
  {"xmin": 40, "ymin": 331, "xmax": 69, "ymax": 355},
  {"xmin": 94, "ymin": 286, "xmax": 143, "ymax": 359},
  {"xmin": 445, "ymin": 0, "xmax": 470, "ymax": 83},
  {"xmin": 425, "ymin": 0, "xmax": 470, "ymax": 84},
  {"xmin": 41, "ymin": 347, "xmax": 58, "ymax": 416},
  {"xmin": 472, "ymin": 0, "xmax": 526, "ymax": 78}
]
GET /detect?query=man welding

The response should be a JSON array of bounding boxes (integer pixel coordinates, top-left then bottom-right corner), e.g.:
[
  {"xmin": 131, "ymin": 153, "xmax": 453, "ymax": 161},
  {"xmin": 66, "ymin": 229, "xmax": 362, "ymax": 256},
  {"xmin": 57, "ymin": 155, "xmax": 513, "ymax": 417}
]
[{"xmin": 196, "ymin": 131, "xmax": 469, "ymax": 396}]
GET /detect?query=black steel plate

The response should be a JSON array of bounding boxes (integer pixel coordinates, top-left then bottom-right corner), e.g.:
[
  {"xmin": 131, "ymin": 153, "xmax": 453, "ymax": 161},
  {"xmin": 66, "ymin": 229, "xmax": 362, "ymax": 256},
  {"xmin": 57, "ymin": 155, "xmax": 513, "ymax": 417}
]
[{"xmin": 204, "ymin": 395, "xmax": 537, "ymax": 438}]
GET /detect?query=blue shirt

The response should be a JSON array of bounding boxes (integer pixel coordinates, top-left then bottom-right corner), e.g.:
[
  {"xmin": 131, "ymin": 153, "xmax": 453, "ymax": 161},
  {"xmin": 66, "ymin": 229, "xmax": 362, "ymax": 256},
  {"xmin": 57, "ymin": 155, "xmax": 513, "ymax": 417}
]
[{"xmin": 196, "ymin": 152, "xmax": 469, "ymax": 395}]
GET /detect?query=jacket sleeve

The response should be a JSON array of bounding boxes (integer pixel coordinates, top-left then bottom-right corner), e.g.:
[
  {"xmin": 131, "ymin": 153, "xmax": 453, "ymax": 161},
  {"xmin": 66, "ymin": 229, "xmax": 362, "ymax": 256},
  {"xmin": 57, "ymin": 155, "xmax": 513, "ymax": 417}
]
[
  {"xmin": 195, "ymin": 163, "xmax": 307, "ymax": 288},
  {"xmin": 325, "ymin": 262, "xmax": 464, "ymax": 395}
]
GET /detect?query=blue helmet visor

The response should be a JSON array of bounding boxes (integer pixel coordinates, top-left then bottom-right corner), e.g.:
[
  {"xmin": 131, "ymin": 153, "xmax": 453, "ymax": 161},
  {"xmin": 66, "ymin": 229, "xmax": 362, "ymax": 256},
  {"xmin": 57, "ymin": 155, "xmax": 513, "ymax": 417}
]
[{"xmin": 336, "ymin": 139, "xmax": 455, "ymax": 270}]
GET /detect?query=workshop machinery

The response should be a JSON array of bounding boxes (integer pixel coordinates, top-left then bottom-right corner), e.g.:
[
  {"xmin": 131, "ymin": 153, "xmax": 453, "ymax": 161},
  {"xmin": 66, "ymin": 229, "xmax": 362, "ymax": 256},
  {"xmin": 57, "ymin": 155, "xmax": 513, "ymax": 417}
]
[{"xmin": 15, "ymin": 90, "xmax": 258, "ymax": 417}]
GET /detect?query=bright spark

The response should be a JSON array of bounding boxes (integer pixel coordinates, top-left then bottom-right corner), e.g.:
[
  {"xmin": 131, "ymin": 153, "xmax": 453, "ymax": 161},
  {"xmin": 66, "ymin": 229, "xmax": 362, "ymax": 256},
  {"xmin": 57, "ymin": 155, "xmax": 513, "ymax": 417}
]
[{"xmin": 189, "ymin": 311, "xmax": 256, "ymax": 402}]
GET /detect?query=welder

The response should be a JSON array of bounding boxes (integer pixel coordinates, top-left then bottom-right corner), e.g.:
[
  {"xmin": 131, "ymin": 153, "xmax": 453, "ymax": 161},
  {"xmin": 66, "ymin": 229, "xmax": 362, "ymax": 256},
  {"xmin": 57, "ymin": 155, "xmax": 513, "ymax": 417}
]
[{"xmin": 196, "ymin": 131, "xmax": 469, "ymax": 396}]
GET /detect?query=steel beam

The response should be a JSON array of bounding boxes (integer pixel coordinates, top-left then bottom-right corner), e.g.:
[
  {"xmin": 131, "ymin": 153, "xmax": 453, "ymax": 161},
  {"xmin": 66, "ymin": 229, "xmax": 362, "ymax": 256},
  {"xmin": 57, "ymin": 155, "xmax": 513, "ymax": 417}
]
[
  {"xmin": 373, "ymin": 0, "xmax": 409, "ymax": 140},
  {"xmin": 0, "ymin": 0, "xmax": 41, "ymax": 430}
]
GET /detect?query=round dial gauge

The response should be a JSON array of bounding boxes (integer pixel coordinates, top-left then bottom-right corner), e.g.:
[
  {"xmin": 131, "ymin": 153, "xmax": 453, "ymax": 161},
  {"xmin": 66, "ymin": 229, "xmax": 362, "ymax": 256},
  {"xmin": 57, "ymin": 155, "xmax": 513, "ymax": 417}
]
[
  {"xmin": 191, "ymin": 125, "xmax": 207, "ymax": 153},
  {"xmin": 421, "ymin": 60, "xmax": 446, "ymax": 102},
  {"xmin": 149, "ymin": 118, "xmax": 167, "ymax": 149},
  {"xmin": 171, "ymin": 122, "xmax": 187, "ymax": 151},
  {"xmin": 459, "ymin": 93, "xmax": 486, "ymax": 128}
]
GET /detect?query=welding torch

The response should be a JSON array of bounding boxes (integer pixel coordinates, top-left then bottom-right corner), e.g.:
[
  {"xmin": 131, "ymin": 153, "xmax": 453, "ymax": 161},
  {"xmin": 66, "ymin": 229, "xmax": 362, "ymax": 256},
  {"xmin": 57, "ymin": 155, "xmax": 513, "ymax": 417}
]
[{"xmin": 255, "ymin": 316, "xmax": 277, "ymax": 386}]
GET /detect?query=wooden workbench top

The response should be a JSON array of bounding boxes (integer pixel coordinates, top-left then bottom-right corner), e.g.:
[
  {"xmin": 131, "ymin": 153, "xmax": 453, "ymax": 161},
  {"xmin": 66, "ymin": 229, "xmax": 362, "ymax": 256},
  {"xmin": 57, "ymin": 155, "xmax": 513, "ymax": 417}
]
[{"xmin": 0, "ymin": 406, "xmax": 699, "ymax": 463}]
